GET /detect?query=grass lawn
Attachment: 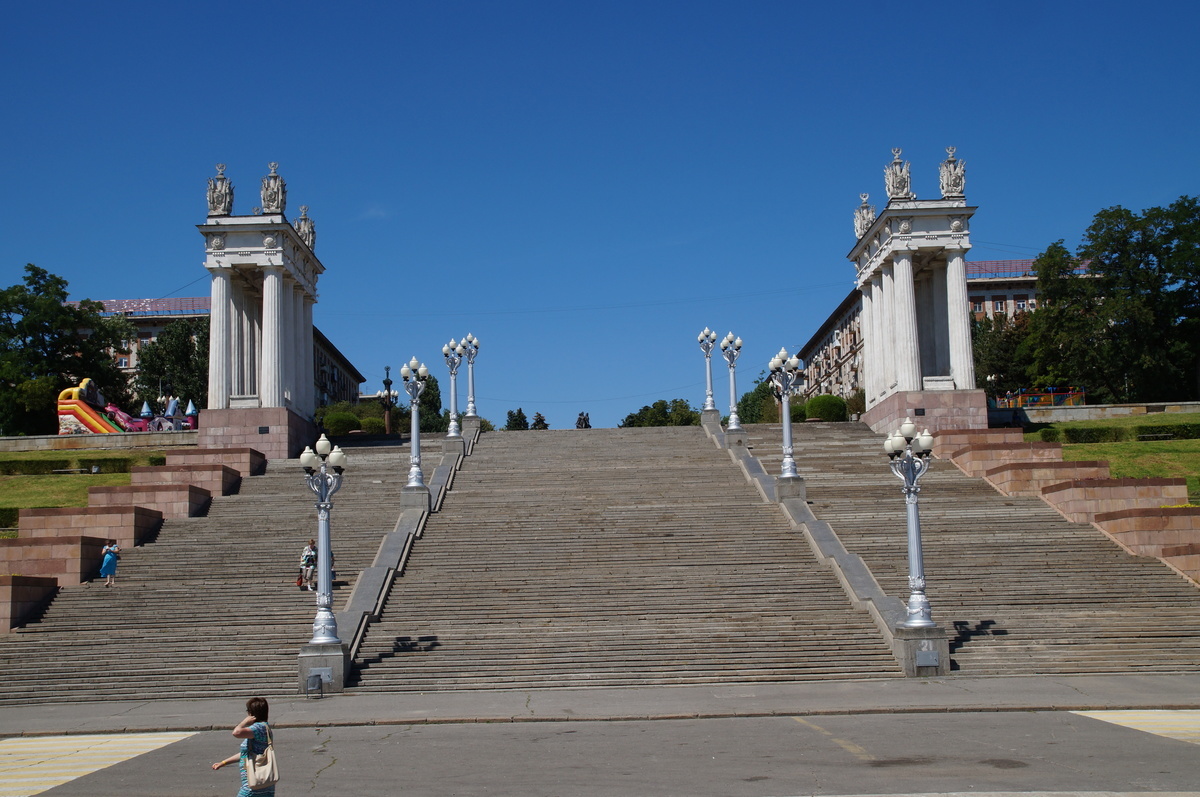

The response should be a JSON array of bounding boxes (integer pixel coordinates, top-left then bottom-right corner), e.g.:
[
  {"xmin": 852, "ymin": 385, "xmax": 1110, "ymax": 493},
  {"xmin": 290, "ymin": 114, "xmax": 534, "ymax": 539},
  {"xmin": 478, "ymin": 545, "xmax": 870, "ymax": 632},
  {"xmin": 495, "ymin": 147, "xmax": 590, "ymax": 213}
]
[
  {"xmin": 0, "ymin": 473, "xmax": 132, "ymax": 510},
  {"xmin": 1024, "ymin": 413, "xmax": 1200, "ymax": 504}
]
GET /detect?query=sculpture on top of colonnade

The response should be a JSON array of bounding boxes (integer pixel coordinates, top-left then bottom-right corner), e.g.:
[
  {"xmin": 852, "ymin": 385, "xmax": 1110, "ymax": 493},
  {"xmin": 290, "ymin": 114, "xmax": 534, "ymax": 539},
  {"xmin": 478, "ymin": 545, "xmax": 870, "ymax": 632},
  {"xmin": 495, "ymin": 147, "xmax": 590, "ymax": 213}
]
[
  {"xmin": 207, "ymin": 164, "xmax": 233, "ymax": 216},
  {"xmin": 884, "ymin": 148, "xmax": 914, "ymax": 201},
  {"xmin": 939, "ymin": 146, "xmax": 966, "ymax": 198},
  {"xmin": 261, "ymin": 162, "xmax": 287, "ymax": 214}
]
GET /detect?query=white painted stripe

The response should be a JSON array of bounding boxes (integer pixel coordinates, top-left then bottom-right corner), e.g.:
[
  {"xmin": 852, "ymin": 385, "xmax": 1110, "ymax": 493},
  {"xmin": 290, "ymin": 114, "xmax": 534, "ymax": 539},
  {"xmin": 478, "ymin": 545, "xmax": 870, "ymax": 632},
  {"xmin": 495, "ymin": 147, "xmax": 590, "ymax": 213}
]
[
  {"xmin": 0, "ymin": 732, "xmax": 196, "ymax": 797},
  {"xmin": 1073, "ymin": 709, "xmax": 1200, "ymax": 745}
]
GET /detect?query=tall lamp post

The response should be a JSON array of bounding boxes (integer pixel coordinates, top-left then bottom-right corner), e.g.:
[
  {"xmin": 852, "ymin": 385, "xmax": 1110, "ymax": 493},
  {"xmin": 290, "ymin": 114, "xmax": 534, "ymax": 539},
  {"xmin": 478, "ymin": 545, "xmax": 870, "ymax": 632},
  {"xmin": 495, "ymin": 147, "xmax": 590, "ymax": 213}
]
[
  {"xmin": 299, "ymin": 435, "xmax": 347, "ymax": 645},
  {"xmin": 884, "ymin": 419, "xmax": 937, "ymax": 628},
  {"xmin": 381, "ymin": 366, "xmax": 394, "ymax": 435},
  {"xmin": 462, "ymin": 333, "xmax": 480, "ymax": 419},
  {"xmin": 698, "ymin": 327, "xmax": 718, "ymax": 412},
  {"xmin": 768, "ymin": 348, "xmax": 803, "ymax": 478},
  {"xmin": 720, "ymin": 332, "xmax": 743, "ymax": 431},
  {"xmin": 400, "ymin": 357, "xmax": 429, "ymax": 488},
  {"xmin": 442, "ymin": 338, "xmax": 465, "ymax": 439}
]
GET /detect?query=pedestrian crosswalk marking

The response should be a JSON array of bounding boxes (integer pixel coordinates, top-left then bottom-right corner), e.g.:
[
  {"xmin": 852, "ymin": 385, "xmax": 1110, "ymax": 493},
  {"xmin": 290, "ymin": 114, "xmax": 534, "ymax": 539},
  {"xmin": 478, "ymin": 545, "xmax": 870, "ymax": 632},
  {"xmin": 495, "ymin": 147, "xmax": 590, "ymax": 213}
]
[
  {"xmin": 0, "ymin": 732, "xmax": 196, "ymax": 797},
  {"xmin": 1073, "ymin": 709, "xmax": 1200, "ymax": 745}
]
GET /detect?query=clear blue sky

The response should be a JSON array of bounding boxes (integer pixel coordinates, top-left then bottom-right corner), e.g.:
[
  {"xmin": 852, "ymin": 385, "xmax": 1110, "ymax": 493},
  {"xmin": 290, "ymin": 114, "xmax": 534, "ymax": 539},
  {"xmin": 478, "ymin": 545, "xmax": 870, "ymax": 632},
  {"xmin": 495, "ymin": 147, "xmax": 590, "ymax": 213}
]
[{"xmin": 3, "ymin": 2, "xmax": 1198, "ymax": 429}]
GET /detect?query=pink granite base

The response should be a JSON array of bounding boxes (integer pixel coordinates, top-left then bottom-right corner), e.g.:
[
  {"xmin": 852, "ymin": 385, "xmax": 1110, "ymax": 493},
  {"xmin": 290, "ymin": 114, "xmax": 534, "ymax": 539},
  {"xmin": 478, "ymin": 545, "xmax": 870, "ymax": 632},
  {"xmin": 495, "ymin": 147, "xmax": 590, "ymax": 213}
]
[
  {"xmin": 0, "ymin": 575, "xmax": 59, "ymax": 631},
  {"xmin": 197, "ymin": 408, "xmax": 315, "ymax": 462},
  {"xmin": 862, "ymin": 390, "xmax": 988, "ymax": 435},
  {"xmin": 18, "ymin": 506, "xmax": 163, "ymax": 549}
]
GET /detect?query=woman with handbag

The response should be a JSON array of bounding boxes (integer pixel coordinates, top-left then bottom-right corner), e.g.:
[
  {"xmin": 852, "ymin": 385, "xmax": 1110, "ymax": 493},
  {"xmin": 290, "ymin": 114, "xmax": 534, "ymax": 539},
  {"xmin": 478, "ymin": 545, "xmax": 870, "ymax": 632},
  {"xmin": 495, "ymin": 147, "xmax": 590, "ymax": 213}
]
[
  {"xmin": 99, "ymin": 540, "xmax": 120, "ymax": 587},
  {"xmin": 211, "ymin": 696, "xmax": 277, "ymax": 795}
]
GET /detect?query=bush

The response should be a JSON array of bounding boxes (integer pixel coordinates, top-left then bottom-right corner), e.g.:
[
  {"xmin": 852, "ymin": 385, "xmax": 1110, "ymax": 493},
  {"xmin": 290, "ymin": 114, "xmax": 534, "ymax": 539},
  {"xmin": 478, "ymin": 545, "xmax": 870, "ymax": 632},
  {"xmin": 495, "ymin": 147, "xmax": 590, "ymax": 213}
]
[
  {"xmin": 0, "ymin": 458, "xmax": 71, "ymax": 475},
  {"xmin": 1135, "ymin": 423, "xmax": 1200, "ymax": 441},
  {"xmin": 790, "ymin": 403, "xmax": 806, "ymax": 423},
  {"xmin": 148, "ymin": 455, "xmax": 167, "ymax": 466},
  {"xmin": 1062, "ymin": 426, "xmax": 1130, "ymax": 444},
  {"xmin": 1039, "ymin": 428, "xmax": 1062, "ymax": 443},
  {"xmin": 0, "ymin": 508, "xmax": 18, "ymax": 528},
  {"xmin": 804, "ymin": 394, "xmax": 848, "ymax": 422},
  {"xmin": 360, "ymin": 417, "xmax": 386, "ymax": 435},
  {"xmin": 77, "ymin": 457, "xmax": 132, "ymax": 474},
  {"xmin": 323, "ymin": 412, "xmax": 361, "ymax": 436}
]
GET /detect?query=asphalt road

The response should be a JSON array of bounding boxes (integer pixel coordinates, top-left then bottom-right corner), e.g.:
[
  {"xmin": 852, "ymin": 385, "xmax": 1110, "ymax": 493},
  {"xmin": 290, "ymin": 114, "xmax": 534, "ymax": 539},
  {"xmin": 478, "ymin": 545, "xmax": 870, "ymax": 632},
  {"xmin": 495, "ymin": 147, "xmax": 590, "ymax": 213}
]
[{"xmin": 35, "ymin": 710, "xmax": 1200, "ymax": 796}]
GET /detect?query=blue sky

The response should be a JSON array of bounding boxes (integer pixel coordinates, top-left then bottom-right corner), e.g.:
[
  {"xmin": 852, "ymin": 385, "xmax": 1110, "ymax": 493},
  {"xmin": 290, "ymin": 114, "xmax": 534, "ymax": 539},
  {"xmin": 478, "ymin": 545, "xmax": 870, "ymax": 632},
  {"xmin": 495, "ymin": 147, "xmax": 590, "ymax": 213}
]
[{"xmin": 3, "ymin": 2, "xmax": 1199, "ymax": 429}]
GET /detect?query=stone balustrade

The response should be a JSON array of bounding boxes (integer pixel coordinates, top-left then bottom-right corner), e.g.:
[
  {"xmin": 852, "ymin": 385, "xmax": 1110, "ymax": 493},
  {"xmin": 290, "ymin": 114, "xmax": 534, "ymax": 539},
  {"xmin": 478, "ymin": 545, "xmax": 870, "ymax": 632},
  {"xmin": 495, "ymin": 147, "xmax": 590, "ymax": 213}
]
[
  {"xmin": 0, "ymin": 575, "xmax": 59, "ymax": 632},
  {"xmin": 165, "ymin": 447, "xmax": 267, "ymax": 477},
  {"xmin": 0, "ymin": 536, "xmax": 107, "ymax": 584},
  {"xmin": 984, "ymin": 461, "xmax": 1110, "ymax": 497},
  {"xmin": 131, "ymin": 464, "xmax": 241, "ymax": 496},
  {"xmin": 1042, "ymin": 478, "xmax": 1190, "ymax": 524},
  {"xmin": 88, "ymin": 484, "xmax": 211, "ymax": 519},
  {"xmin": 950, "ymin": 441, "xmax": 1063, "ymax": 477},
  {"xmin": 18, "ymin": 506, "xmax": 163, "ymax": 549}
]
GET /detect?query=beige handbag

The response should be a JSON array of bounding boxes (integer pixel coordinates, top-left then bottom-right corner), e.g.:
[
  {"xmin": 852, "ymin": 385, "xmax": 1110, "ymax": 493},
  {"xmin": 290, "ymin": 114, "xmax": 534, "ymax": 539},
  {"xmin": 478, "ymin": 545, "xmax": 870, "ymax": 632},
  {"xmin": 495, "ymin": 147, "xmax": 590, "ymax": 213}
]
[{"xmin": 244, "ymin": 724, "xmax": 280, "ymax": 790}]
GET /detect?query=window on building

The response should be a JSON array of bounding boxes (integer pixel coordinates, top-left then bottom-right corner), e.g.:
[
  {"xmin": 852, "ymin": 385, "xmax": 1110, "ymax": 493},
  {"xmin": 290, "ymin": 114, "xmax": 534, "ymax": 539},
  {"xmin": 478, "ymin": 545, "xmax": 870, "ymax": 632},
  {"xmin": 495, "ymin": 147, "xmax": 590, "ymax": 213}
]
[
  {"xmin": 117, "ymin": 357, "xmax": 129, "ymax": 368},
  {"xmin": 970, "ymin": 298, "xmax": 984, "ymax": 313},
  {"xmin": 993, "ymin": 298, "xmax": 1006, "ymax": 313},
  {"xmin": 1015, "ymin": 295, "xmax": 1029, "ymax": 311}
]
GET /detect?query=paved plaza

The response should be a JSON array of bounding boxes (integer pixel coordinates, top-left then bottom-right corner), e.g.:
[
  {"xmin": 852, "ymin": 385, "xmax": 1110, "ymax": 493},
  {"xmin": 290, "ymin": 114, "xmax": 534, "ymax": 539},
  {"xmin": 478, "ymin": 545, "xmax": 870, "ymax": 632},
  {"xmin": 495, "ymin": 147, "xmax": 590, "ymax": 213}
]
[{"xmin": 3, "ymin": 674, "xmax": 1200, "ymax": 795}]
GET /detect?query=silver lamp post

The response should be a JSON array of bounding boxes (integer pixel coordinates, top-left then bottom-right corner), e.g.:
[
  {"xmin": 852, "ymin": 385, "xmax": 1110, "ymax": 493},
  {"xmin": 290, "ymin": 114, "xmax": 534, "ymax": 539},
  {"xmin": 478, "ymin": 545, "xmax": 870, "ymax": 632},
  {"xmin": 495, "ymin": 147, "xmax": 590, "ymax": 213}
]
[
  {"xmin": 697, "ymin": 327, "xmax": 718, "ymax": 412},
  {"xmin": 885, "ymin": 419, "xmax": 937, "ymax": 628},
  {"xmin": 768, "ymin": 347, "xmax": 804, "ymax": 478},
  {"xmin": 442, "ymin": 338, "xmax": 465, "ymax": 439},
  {"xmin": 720, "ymin": 332, "xmax": 743, "ymax": 431},
  {"xmin": 400, "ymin": 357, "xmax": 430, "ymax": 488},
  {"xmin": 462, "ymin": 333, "xmax": 480, "ymax": 418},
  {"xmin": 299, "ymin": 435, "xmax": 347, "ymax": 646}
]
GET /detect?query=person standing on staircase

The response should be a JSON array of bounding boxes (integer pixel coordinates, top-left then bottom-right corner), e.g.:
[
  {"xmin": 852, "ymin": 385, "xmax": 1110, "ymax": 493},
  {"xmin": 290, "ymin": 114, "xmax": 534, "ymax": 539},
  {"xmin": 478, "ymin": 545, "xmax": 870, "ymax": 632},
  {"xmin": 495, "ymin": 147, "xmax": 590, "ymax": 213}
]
[
  {"xmin": 99, "ymin": 540, "xmax": 120, "ymax": 587},
  {"xmin": 300, "ymin": 539, "xmax": 317, "ymax": 591}
]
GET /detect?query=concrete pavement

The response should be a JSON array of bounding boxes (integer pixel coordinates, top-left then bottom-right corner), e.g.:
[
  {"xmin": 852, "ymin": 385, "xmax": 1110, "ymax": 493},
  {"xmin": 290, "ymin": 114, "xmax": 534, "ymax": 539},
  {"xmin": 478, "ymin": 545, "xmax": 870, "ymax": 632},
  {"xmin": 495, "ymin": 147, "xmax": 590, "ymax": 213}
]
[{"xmin": 5, "ymin": 673, "xmax": 1200, "ymax": 737}]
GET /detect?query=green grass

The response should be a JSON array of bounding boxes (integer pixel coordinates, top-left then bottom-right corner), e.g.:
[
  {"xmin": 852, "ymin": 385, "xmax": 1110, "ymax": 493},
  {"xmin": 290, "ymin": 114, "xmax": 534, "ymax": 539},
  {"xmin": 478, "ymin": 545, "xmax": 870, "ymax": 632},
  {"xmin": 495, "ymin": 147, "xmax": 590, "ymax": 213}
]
[
  {"xmin": 0, "ymin": 473, "xmax": 132, "ymax": 510},
  {"xmin": 1058, "ymin": 438, "xmax": 1200, "ymax": 504},
  {"xmin": 1024, "ymin": 411, "xmax": 1200, "ymax": 434},
  {"xmin": 0, "ymin": 449, "xmax": 166, "ymax": 464}
]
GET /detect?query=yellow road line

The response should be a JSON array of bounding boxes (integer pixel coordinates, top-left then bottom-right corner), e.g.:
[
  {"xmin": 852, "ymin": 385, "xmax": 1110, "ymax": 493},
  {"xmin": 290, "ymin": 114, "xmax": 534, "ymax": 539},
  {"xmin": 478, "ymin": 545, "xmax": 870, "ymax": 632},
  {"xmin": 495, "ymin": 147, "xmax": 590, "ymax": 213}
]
[
  {"xmin": 0, "ymin": 732, "xmax": 196, "ymax": 797},
  {"xmin": 792, "ymin": 716, "xmax": 875, "ymax": 761},
  {"xmin": 1073, "ymin": 709, "xmax": 1200, "ymax": 745}
]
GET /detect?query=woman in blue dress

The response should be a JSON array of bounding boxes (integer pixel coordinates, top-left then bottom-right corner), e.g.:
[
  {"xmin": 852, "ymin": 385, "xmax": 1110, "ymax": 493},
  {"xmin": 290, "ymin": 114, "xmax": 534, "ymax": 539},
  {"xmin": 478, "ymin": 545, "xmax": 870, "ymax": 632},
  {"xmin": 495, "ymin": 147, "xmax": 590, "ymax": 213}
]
[
  {"xmin": 99, "ymin": 540, "xmax": 120, "ymax": 587},
  {"xmin": 211, "ymin": 697, "xmax": 275, "ymax": 796}
]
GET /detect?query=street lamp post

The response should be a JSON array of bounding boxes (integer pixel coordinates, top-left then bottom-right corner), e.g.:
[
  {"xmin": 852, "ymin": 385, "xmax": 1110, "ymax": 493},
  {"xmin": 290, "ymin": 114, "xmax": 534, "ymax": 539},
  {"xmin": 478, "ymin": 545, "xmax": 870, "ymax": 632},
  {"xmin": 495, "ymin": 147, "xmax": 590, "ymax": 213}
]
[
  {"xmin": 885, "ymin": 419, "xmax": 937, "ymax": 628},
  {"xmin": 400, "ymin": 357, "xmax": 429, "ymax": 488},
  {"xmin": 299, "ymin": 435, "xmax": 347, "ymax": 646},
  {"xmin": 381, "ymin": 366, "xmax": 394, "ymax": 435},
  {"xmin": 768, "ymin": 347, "xmax": 804, "ymax": 478},
  {"xmin": 442, "ymin": 339, "xmax": 465, "ymax": 439},
  {"xmin": 697, "ymin": 328, "xmax": 718, "ymax": 412},
  {"xmin": 462, "ymin": 333, "xmax": 480, "ymax": 419},
  {"xmin": 720, "ymin": 332, "xmax": 743, "ymax": 432}
]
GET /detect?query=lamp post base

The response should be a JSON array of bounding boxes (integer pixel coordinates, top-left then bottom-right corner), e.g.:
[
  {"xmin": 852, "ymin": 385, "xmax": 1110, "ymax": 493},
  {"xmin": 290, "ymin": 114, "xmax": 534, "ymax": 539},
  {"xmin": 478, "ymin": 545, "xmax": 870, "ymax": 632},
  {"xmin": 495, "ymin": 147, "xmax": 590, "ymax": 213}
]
[
  {"xmin": 775, "ymin": 475, "xmax": 807, "ymax": 502},
  {"xmin": 890, "ymin": 624, "xmax": 950, "ymax": 677},
  {"xmin": 401, "ymin": 483, "xmax": 431, "ymax": 511},
  {"xmin": 298, "ymin": 641, "xmax": 349, "ymax": 694}
]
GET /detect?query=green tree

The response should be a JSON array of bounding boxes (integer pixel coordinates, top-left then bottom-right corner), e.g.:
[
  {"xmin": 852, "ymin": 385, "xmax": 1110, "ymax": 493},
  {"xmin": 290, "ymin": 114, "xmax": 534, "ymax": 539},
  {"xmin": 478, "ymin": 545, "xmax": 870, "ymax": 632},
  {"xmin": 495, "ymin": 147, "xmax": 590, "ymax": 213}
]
[
  {"xmin": 505, "ymin": 407, "xmax": 529, "ymax": 431},
  {"xmin": 417, "ymin": 374, "xmax": 446, "ymax": 433},
  {"xmin": 971, "ymin": 311, "xmax": 1034, "ymax": 397},
  {"xmin": 1026, "ymin": 197, "xmax": 1200, "ymax": 402},
  {"xmin": 618, "ymin": 398, "xmax": 700, "ymax": 427},
  {"xmin": 0, "ymin": 265, "xmax": 134, "ymax": 435},
  {"xmin": 736, "ymin": 374, "xmax": 777, "ymax": 424},
  {"xmin": 530, "ymin": 412, "xmax": 549, "ymax": 430},
  {"xmin": 133, "ymin": 317, "xmax": 209, "ymax": 411}
]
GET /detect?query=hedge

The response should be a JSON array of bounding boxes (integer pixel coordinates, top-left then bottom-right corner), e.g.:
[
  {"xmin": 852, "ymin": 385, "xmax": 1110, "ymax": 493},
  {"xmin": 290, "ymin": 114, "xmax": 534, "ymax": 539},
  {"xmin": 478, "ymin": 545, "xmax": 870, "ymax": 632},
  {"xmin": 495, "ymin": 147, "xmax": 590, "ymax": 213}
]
[
  {"xmin": 323, "ymin": 411, "xmax": 361, "ymax": 436},
  {"xmin": 804, "ymin": 394, "xmax": 848, "ymax": 422},
  {"xmin": 360, "ymin": 417, "xmax": 386, "ymax": 435},
  {"xmin": 0, "ymin": 508, "xmax": 18, "ymax": 528},
  {"xmin": 77, "ymin": 457, "xmax": 133, "ymax": 474},
  {"xmin": 0, "ymin": 459, "xmax": 72, "ymax": 476},
  {"xmin": 1040, "ymin": 422, "xmax": 1200, "ymax": 444}
]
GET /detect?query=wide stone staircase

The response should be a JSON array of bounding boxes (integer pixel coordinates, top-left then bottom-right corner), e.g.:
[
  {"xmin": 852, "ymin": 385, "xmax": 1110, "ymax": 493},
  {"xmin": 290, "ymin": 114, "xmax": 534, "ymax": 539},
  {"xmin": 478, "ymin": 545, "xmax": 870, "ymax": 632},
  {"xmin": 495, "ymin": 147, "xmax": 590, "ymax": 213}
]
[
  {"xmin": 350, "ymin": 427, "xmax": 902, "ymax": 692},
  {"xmin": 743, "ymin": 421, "xmax": 1200, "ymax": 675},
  {"xmin": 0, "ymin": 446, "xmax": 412, "ymax": 704}
]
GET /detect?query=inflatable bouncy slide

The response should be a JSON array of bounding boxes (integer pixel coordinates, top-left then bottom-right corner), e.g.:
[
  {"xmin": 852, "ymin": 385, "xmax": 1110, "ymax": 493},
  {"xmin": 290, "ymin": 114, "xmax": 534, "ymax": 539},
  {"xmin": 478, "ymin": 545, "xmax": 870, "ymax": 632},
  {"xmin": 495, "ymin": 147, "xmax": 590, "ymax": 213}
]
[{"xmin": 57, "ymin": 379, "xmax": 194, "ymax": 435}]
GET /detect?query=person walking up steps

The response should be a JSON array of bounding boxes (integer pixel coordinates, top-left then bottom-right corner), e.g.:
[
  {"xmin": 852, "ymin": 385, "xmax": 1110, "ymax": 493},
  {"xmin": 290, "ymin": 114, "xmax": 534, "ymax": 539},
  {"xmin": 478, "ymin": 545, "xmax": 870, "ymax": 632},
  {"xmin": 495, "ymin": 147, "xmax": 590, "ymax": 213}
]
[{"xmin": 301, "ymin": 539, "xmax": 316, "ymax": 591}]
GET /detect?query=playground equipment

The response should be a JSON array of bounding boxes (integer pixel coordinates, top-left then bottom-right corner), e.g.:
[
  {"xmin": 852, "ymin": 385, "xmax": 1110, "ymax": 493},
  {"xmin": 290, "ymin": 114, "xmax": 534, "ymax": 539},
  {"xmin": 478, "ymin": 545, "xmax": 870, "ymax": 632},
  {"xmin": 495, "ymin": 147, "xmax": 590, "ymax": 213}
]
[{"xmin": 57, "ymin": 379, "xmax": 194, "ymax": 435}]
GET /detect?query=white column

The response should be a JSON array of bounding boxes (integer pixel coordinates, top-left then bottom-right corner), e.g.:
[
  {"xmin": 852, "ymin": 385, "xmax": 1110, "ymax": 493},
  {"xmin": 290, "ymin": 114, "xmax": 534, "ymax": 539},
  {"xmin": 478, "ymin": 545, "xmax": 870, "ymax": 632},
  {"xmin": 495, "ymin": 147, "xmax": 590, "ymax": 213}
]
[
  {"xmin": 281, "ymin": 277, "xmax": 295, "ymax": 406},
  {"xmin": 207, "ymin": 268, "xmax": 232, "ymax": 409},
  {"xmin": 869, "ymin": 273, "xmax": 884, "ymax": 402},
  {"xmin": 946, "ymin": 248, "xmax": 976, "ymax": 389},
  {"xmin": 931, "ymin": 261, "xmax": 949, "ymax": 376},
  {"xmin": 245, "ymin": 299, "xmax": 260, "ymax": 397},
  {"xmin": 231, "ymin": 286, "xmax": 245, "ymax": 396},
  {"xmin": 302, "ymin": 296, "xmax": 316, "ymax": 417},
  {"xmin": 859, "ymin": 282, "xmax": 875, "ymax": 408},
  {"xmin": 260, "ymin": 266, "xmax": 285, "ymax": 407},
  {"xmin": 891, "ymin": 250, "xmax": 922, "ymax": 392},
  {"xmin": 291, "ymin": 284, "xmax": 306, "ymax": 414},
  {"xmin": 880, "ymin": 265, "xmax": 896, "ymax": 393}
]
